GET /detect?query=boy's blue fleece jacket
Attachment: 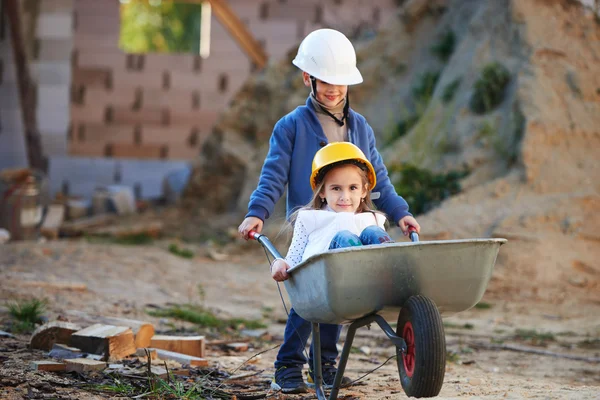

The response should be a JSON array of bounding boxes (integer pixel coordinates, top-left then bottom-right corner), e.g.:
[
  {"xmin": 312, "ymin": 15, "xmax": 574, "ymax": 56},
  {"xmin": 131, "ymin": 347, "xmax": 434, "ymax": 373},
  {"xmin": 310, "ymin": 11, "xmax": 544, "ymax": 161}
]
[{"xmin": 246, "ymin": 96, "xmax": 412, "ymax": 224}]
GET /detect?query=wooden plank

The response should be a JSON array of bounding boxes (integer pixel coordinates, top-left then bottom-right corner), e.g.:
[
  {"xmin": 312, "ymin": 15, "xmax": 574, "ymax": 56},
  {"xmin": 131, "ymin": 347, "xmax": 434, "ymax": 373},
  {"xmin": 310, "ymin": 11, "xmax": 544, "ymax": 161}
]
[
  {"xmin": 65, "ymin": 310, "xmax": 155, "ymax": 348},
  {"xmin": 64, "ymin": 358, "xmax": 107, "ymax": 373},
  {"xmin": 30, "ymin": 321, "xmax": 82, "ymax": 351},
  {"xmin": 150, "ymin": 335, "xmax": 205, "ymax": 358},
  {"xmin": 155, "ymin": 349, "xmax": 209, "ymax": 367},
  {"xmin": 69, "ymin": 324, "xmax": 137, "ymax": 361},
  {"xmin": 59, "ymin": 214, "xmax": 117, "ymax": 237},
  {"xmin": 29, "ymin": 360, "xmax": 67, "ymax": 372},
  {"xmin": 40, "ymin": 204, "xmax": 66, "ymax": 240},
  {"xmin": 71, "ymin": 104, "xmax": 108, "ymax": 124}
]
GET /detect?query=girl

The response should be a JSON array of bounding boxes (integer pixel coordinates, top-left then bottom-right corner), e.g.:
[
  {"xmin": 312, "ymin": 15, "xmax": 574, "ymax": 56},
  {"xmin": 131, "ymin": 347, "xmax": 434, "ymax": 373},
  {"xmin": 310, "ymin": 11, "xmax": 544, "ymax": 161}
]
[{"xmin": 269, "ymin": 142, "xmax": 419, "ymax": 394}]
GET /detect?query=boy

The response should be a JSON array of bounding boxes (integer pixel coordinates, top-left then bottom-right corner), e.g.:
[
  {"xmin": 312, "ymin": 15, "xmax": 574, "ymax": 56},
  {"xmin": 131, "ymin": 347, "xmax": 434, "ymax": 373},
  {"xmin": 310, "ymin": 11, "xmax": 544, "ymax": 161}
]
[{"xmin": 238, "ymin": 29, "xmax": 420, "ymax": 394}]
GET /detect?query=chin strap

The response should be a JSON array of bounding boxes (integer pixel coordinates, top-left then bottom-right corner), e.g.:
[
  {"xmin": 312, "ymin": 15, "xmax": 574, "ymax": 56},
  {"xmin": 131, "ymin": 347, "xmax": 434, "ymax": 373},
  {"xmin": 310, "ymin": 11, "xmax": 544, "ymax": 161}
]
[{"xmin": 310, "ymin": 76, "xmax": 350, "ymax": 127}]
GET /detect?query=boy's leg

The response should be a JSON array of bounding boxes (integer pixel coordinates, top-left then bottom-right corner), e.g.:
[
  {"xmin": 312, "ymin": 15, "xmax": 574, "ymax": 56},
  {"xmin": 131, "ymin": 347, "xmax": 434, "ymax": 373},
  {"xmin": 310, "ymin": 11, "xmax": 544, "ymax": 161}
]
[
  {"xmin": 329, "ymin": 230, "xmax": 362, "ymax": 249},
  {"xmin": 360, "ymin": 226, "xmax": 393, "ymax": 245}
]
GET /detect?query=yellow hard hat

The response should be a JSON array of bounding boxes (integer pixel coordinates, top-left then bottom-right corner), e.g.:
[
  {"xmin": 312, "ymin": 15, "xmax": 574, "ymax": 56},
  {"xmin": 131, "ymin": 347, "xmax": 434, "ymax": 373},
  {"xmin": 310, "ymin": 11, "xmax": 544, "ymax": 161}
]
[{"xmin": 310, "ymin": 142, "xmax": 376, "ymax": 190}]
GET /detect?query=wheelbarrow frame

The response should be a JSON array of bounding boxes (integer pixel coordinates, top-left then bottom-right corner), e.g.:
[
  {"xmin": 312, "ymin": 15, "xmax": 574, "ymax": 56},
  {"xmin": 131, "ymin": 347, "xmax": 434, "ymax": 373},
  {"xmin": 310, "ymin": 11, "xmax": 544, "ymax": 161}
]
[{"xmin": 250, "ymin": 231, "xmax": 505, "ymax": 399}]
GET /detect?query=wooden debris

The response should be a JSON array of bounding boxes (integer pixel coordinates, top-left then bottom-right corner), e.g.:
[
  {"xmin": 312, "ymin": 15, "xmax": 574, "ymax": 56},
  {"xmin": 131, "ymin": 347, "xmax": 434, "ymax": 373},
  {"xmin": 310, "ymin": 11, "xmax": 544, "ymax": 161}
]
[
  {"xmin": 59, "ymin": 214, "xmax": 116, "ymax": 237},
  {"xmin": 155, "ymin": 348, "xmax": 209, "ymax": 367},
  {"xmin": 49, "ymin": 343, "xmax": 84, "ymax": 360},
  {"xmin": 226, "ymin": 342, "xmax": 249, "ymax": 352},
  {"xmin": 135, "ymin": 348, "xmax": 157, "ymax": 360},
  {"xmin": 40, "ymin": 204, "xmax": 66, "ymax": 240},
  {"xmin": 150, "ymin": 335, "xmax": 205, "ymax": 358},
  {"xmin": 30, "ymin": 321, "xmax": 82, "ymax": 351},
  {"xmin": 17, "ymin": 281, "xmax": 87, "ymax": 292},
  {"xmin": 69, "ymin": 324, "xmax": 136, "ymax": 361},
  {"xmin": 65, "ymin": 310, "xmax": 155, "ymax": 348},
  {"xmin": 29, "ymin": 360, "xmax": 66, "ymax": 372},
  {"xmin": 64, "ymin": 358, "xmax": 107, "ymax": 373}
]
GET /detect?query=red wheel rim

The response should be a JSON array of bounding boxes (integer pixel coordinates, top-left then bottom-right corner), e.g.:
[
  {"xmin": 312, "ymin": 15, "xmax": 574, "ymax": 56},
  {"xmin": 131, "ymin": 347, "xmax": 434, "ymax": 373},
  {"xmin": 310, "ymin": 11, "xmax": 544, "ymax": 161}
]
[{"xmin": 402, "ymin": 321, "xmax": 416, "ymax": 377}]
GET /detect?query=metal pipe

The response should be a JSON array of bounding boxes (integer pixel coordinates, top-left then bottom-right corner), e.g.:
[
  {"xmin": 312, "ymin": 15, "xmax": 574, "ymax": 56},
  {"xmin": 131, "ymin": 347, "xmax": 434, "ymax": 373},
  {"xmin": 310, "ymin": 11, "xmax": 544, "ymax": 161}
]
[{"xmin": 312, "ymin": 323, "xmax": 327, "ymax": 400}]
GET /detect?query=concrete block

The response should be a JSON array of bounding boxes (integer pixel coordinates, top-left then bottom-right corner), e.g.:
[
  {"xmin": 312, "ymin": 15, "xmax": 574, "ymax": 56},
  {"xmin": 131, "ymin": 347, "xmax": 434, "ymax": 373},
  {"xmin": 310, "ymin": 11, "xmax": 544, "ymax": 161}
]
[
  {"xmin": 72, "ymin": 67, "xmax": 112, "ymax": 88},
  {"xmin": 0, "ymin": 121, "xmax": 29, "ymax": 171},
  {"xmin": 77, "ymin": 51, "xmax": 127, "ymax": 71},
  {"xmin": 75, "ymin": 13, "xmax": 120, "ymax": 35},
  {"xmin": 40, "ymin": 132, "xmax": 68, "ymax": 157},
  {"xmin": 108, "ymin": 143, "xmax": 165, "ymax": 160},
  {"xmin": 48, "ymin": 156, "xmax": 117, "ymax": 197},
  {"xmin": 0, "ymin": 83, "xmax": 20, "ymax": 108},
  {"xmin": 167, "ymin": 110, "xmax": 220, "ymax": 130},
  {"xmin": 111, "ymin": 70, "xmax": 165, "ymax": 91},
  {"xmin": 69, "ymin": 141, "xmax": 107, "ymax": 158},
  {"xmin": 40, "ymin": 0, "xmax": 75, "ymax": 13},
  {"xmin": 83, "ymin": 87, "xmax": 137, "ymax": 108},
  {"xmin": 119, "ymin": 159, "xmax": 190, "ymax": 199},
  {"xmin": 31, "ymin": 62, "xmax": 72, "ymax": 85},
  {"xmin": 37, "ymin": 84, "xmax": 71, "ymax": 110},
  {"xmin": 37, "ymin": 38, "xmax": 73, "ymax": 62},
  {"xmin": 142, "ymin": 125, "xmax": 200, "ymax": 145},
  {"xmin": 74, "ymin": 33, "xmax": 120, "ymax": 52},
  {"xmin": 71, "ymin": 104, "xmax": 108, "ymax": 124},
  {"xmin": 37, "ymin": 14, "xmax": 74, "ymax": 39},
  {"xmin": 166, "ymin": 144, "xmax": 202, "ymax": 161},
  {"xmin": 74, "ymin": 123, "xmax": 135, "ymax": 144},
  {"xmin": 36, "ymin": 108, "xmax": 70, "ymax": 134}
]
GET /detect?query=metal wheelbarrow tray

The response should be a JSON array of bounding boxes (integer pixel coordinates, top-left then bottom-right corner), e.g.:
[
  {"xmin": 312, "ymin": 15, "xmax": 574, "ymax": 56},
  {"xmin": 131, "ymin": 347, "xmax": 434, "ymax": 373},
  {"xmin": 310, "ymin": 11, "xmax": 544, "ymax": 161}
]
[
  {"xmin": 284, "ymin": 239, "xmax": 506, "ymax": 325},
  {"xmin": 251, "ymin": 232, "xmax": 506, "ymax": 399}
]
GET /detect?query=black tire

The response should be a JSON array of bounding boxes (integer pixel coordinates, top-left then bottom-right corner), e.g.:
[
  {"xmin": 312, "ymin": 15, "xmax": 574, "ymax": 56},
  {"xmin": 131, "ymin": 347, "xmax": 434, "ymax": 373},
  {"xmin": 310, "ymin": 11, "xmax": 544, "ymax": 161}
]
[{"xmin": 396, "ymin": 295, "xmax": 446, "ymax": 398}]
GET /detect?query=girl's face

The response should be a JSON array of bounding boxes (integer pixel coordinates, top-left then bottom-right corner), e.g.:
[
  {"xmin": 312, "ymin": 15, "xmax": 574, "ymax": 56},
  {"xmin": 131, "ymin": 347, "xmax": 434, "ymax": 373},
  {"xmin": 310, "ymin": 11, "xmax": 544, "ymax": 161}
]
[
  {"xmin": 319, "ymin": 164, "xmax": 368, "ymax": 213},
  {"xmin": 303, "ymin": 72, "xmax": 348, "ymax": 108}
]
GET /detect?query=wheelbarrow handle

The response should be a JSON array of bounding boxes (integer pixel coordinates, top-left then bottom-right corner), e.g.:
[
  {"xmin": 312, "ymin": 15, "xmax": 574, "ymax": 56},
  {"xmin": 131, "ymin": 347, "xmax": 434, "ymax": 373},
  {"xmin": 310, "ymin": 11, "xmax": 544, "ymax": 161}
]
[
  {"xmin": 248, "ymin": 230, "xmax": 284, "ymax": 260},
  {"xmin": 408, "ymin": 226, "xmax": 419, "ymax": 243}
]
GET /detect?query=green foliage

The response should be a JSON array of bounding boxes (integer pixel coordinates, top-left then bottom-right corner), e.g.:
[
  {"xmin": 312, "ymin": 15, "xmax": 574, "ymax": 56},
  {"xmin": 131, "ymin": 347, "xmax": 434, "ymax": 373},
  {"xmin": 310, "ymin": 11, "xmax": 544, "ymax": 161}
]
[
  {"xmin": 412, "ymin": 71, "xmax": 441, "ymax": 104},
  {"xmin": 514, "ymin": 329, "xmax": 555, "ymax": 345},
  {"xmin": 168, "ymin": 243, "xmax": 195, "ymax": 258},
  {"xmin": 431, "ymin": 30, "xmax": 456, "ymax": 62},
  {"xmin": 446, "ymin": 350, "xmax": 460, "ymax": 363},
  {"xmin": 474, "ymin": 302, "xmax": 493, "ymax": 310},
  {"xmin": 147, "ymin": 304, "xmax": 266, "ymax": 331},
  {"xmin": 444, "ymin": 321, "xmax": 475, "ymax": 330},
  {"xmin": 442, "ymin": 78, "xmax": 461, "ymax": 104},
  {"xmin": 119, "ymin": 1, "xmax": 203, "ymax": 53},
  {"xmin": 385, "ymin": 114, "xmax": 421, "ymax": 145},
  {"xmin": 389, "ymin": 164, "xmax": 469, "ymax": 215},
  {"xmin": 7, "ymin": 298, "xmax": 47, "ymax": 333},
  {"xmin": 470, "ymin": 63, "xmax": 511, "ymax": 114}
]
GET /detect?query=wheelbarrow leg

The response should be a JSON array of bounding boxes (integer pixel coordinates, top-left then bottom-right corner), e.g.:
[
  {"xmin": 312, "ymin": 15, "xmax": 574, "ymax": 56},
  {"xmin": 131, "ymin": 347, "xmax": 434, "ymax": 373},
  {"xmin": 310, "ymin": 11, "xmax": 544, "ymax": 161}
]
[
  {"xmin": 328, "ymin": 319, "xmax": 360, "ymax": 400},
  {"xmin": 312, "ymin": 322, "xmax": 327, "ymax": 400}
]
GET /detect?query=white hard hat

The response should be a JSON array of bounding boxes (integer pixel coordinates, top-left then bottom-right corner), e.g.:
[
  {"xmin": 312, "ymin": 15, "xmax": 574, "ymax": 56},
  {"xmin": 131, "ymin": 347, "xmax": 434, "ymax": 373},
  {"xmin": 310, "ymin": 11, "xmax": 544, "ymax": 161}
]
[{"xmin": 292, "ymin": 29, "xmax": 363, "ymax": 85}]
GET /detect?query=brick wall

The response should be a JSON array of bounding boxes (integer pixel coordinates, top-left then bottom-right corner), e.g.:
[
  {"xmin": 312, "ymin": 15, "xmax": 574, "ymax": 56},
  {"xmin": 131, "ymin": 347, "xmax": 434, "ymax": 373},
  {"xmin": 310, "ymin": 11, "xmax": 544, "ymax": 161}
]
[{"xmin": 68, "ymin": 0, "xmax": 397, "ymax": 161}]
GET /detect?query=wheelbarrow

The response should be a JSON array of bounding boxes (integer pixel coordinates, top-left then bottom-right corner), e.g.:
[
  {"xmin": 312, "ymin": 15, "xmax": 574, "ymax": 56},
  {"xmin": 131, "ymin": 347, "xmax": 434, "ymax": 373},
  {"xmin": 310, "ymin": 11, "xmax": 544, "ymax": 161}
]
[{"xmin": 250, "ymin": 229, "xmax": 506, "ymax": 399}]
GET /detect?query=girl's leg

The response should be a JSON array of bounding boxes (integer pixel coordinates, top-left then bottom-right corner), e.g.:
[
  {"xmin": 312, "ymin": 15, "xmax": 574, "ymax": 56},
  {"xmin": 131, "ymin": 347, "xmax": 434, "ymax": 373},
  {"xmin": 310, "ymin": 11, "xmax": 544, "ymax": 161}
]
[
  {"xmin": 329, "ymin": 230, "xmax": 362, "ymax": 249},
  {"xmin": 360, "ymin": 226, "xmax": 393, "ymax": 245}
]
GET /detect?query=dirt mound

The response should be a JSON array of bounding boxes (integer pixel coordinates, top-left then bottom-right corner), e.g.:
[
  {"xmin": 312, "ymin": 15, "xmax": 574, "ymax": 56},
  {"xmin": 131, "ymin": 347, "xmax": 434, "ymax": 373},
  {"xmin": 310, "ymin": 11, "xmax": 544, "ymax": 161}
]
[{"xmin": 183, "ymin": 0, "xmax": 600, "ymax": 303}]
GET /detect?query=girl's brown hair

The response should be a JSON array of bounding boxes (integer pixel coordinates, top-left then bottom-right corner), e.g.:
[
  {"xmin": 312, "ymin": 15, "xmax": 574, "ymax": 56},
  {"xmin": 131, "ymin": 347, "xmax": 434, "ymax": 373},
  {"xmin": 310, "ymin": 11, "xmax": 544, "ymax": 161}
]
[{"xmin": 284, "ymin": 161, "xmax": 384, "ymax": 235}]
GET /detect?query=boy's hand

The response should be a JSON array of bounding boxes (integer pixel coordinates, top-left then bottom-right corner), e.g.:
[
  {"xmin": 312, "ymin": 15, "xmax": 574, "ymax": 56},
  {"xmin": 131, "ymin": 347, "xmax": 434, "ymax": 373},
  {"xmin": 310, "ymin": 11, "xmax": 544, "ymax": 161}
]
[
  {"xmin": 271, "ymin": 259, "xmax": 291, "ymax": 281},
  {"xmin": 398, "ymin": 215, "xmax": 421, "ymax": 236},
  {"xmin": 238, "ymin": 217, "xmax": 264, "ymax": 240}
]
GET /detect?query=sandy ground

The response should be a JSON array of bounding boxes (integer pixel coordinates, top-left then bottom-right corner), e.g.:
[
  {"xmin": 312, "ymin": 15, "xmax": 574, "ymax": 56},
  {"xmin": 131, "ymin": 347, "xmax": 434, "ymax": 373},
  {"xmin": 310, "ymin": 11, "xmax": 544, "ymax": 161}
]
[{"xmin": 0, "ymin": 239, "xmax": 599, "ymax": 399}]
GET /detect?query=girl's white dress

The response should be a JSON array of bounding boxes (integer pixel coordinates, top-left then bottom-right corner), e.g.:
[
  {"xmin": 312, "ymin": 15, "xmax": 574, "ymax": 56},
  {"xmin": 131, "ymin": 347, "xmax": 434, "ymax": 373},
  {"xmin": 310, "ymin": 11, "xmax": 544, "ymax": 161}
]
[{"xmin": 285, "ymin": 207, "xmax": 387, "ymax": 267}]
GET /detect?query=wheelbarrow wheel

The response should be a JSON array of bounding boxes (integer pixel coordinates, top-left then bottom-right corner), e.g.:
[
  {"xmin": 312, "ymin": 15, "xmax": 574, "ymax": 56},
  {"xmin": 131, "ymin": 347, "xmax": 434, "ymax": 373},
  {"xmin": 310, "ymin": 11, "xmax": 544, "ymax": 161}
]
[{"xmin": 396, "ymin": 295, "xmax": 446, "ymax": 398}]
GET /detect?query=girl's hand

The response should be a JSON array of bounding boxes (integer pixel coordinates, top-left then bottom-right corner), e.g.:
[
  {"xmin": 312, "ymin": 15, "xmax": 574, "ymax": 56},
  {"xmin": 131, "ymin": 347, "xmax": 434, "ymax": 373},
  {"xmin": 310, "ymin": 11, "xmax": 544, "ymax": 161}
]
[
  {"xmin": 271, "ymin": 259, "xmax": 291, "ymax": 281},
  {"xmin": 398, "ymin": 216, "xmax": 421, "ymax": 236},
  {"xmin": 238, "ymin": 217, "xmax": 264, "ymax": 240}
]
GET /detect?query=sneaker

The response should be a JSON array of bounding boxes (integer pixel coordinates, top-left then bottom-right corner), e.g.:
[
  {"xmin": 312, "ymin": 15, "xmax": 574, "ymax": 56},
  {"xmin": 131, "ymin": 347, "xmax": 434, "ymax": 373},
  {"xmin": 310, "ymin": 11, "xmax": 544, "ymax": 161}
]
[
  {"xmin": 307, "ymin": 363, "xmax": 353, "ymax": 389},
  {"xmin": 271, "ymin": 366, "xmax": 309, "ymax": 394}
]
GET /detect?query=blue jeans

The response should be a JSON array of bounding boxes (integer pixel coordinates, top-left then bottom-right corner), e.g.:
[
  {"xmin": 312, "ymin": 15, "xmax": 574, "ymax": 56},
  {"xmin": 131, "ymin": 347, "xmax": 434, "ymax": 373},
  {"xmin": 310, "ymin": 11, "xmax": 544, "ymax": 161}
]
[{"xmin": 275, "ymin": 225, "xmax": 392, "ymax": 371}]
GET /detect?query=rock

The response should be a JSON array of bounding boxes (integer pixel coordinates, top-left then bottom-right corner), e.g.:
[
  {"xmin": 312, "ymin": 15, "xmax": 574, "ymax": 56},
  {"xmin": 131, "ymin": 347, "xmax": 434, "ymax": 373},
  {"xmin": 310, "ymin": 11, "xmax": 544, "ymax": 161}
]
[
  {"xmin": 162, "ymin": 166, "xmax": 192, "ymax": 204},
  {"xmin": 0, "ymin": 330, "xmax": 15, "ymax": 338}
]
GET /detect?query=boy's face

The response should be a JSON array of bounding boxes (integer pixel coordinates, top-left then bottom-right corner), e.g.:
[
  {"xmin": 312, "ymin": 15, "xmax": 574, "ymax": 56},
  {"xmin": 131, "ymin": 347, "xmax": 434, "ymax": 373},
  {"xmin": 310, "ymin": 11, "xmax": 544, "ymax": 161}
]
[
  {"xmin": 303, "ymin": 72, "xmax": 348, "ymax": 108},
  {"xmin": 319, "ymin": 164, "xmax": 367, "ymax": 213}
]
